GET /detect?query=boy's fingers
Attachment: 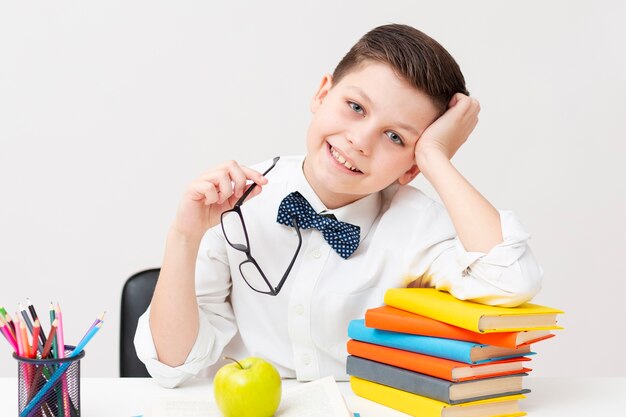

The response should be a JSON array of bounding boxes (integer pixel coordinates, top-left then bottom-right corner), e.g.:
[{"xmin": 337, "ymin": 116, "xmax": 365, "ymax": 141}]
[
  {"xmin": 203, "ymin": 184, "xmax": 219, "ymax": 205},
  {"xmin": 198, "ymin": 164, "xmax": 267, "ymax": 195},
  {"xmin": 188, "ymin": 181, "xmax": 218, "ymax": 204},
  {"xmin": 227, "ymin": 166, "xmax": 249, "ymax": 198},
  {"xmin": 242, "ymin": 183, "xmax": 263, "ymax": 203},
  {"xmin": 215, "ymin": 173, "xmax": 235, "ymax": 204},
  {"xmin": 224, "ymin": 164, "xmax": 264, "ymax": 200},
  {"xmin": 241, "ymin": 166, "xmax": 268, "ymax": 185},
  {"xmin": 225, "ymin": 183, "xmax": 263, "ymax": 207}
]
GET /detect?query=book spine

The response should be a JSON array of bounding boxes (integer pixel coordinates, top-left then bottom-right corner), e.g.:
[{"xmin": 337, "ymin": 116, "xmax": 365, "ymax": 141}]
[
  {"xmin": 347, "ymin": 356, "xmax": 453, "ymax": 403},
  {"xmin": 350, "ymin": 376, "xmax": 444, "ymax": 417},
  {"xmin": 384, "ymin": 289, "xmax": 482, "ymax": 332},
  {"xmin": 350, "ymin": 376, "xmax": 527, "ymax": 417},
  {"xmin": 365, "ymin": 307, "xmax": 519, "ymax": 348},
  {"xmin": 347, "ymin": 340, "xmax": 457, "ymax": 381},
  {"xmin": 348, "ymin": 319, "xmax": 478, "ymax": 363},
  {"xmin": 347, "ymin": 355, "xmax": 531, "ymax": 405}
]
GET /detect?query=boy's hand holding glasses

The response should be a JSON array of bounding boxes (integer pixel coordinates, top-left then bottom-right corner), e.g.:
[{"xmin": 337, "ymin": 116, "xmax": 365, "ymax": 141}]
[{"xmin": 171, "ymin": 160, "xmax": 269, "ymax": 240}]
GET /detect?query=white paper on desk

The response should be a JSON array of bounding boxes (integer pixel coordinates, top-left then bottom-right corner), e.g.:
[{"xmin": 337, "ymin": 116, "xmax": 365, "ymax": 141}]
[
  {"xmin": 276, "ymin": 376, "xmax": 352, "ymax": 417},
  {"xmin": 146, "ymin": 376, "xmax": 351, "ymax": 417},
  {"xmin": 147, "ymin": 398, "xmax": 219, "ymax": 417}
]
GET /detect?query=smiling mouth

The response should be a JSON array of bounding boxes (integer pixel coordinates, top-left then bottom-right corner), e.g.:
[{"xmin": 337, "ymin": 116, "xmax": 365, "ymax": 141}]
[{"xmin": 329, "ymin": 144, "xmax": 362, "ymax": 173}]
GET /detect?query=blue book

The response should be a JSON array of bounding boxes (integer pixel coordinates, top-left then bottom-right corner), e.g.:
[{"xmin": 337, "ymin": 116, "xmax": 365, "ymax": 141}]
[{"xmin": 347, "ymin": 319, "xmax": 534, "ymax": 364}]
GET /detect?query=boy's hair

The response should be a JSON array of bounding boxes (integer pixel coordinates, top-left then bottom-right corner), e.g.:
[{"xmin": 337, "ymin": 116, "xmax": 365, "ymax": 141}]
[{"xmin": 333, "ymin": 24, "xmax": 469, "ymax": 114}]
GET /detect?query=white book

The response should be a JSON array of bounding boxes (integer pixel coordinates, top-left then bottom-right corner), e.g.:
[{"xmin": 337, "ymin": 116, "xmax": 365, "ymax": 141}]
[{"xmin": 147, "ymin": 376, "xmax": 352, "ymax": 417}]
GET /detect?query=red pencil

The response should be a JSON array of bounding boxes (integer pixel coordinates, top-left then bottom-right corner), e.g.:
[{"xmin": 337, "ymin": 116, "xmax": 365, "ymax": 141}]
[
  {"xmin": 26, "ymin": 319, "xmax": 59, "ymax": 400},
  {"xmin": 41, "ymin": 319, "xmax": 58, "ymax": 359}
]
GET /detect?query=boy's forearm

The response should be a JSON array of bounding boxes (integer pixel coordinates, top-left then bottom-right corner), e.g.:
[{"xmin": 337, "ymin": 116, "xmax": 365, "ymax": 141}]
[
  {"xmin": 149, "ymin": 228, "xmax": 202, "ymax": 367},
  {"xmin": 417, "ymin": 150, "xmax": 503, "ymax": 253}
]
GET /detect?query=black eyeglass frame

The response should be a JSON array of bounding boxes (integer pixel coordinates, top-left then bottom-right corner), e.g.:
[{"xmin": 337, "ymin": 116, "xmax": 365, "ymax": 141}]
[{"xmin": 220, "ymin": 156, "xmax": 302, "ymax": 296}]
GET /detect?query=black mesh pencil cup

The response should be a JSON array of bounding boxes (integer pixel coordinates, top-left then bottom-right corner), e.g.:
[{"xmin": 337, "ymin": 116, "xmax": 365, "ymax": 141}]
[{"xmin": 14, "ymin": 345, "xmax": 84, "ymax": 417}]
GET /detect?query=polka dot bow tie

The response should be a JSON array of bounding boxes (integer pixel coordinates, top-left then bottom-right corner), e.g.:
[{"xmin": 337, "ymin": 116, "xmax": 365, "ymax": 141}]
[{"xmin": 276, "ymin": 191, "xmax": 361, "ymax": 259}]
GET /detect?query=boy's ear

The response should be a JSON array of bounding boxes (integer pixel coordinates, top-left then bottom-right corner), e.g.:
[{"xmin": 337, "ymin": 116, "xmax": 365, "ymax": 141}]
[
  {"xmin": 397, "ymin": 164, "xmax": 421, "ymax": 185},
  {"xmin": 310, "ymin": 74, "xmax": 333, "ymax": 113}
]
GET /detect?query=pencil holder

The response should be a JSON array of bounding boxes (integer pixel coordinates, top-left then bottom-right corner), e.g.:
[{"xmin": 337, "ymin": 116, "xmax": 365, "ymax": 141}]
[{"xmin": 13, "ymin": 345, "xmax": 85, "ymax": 417}]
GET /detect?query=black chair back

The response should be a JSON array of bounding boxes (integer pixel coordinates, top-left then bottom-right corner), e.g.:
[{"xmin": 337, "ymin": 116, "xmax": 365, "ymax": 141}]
[{"xmin": 120, "ymin": 268, "xmax": 160, "ymax": 377}]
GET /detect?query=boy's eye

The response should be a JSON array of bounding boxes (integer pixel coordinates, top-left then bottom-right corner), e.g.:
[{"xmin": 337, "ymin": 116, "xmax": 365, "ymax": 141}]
[
  {"xmin": 348, "ymin": 101, "xmax": 364, "ymax": 114},
  {"xmin": 386, "ymin": 131, "xmax": 404, "ymax": 145}
]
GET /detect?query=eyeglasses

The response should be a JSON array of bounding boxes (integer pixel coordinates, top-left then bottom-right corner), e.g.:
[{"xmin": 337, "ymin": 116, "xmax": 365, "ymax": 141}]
[{"xmin": 220, "ymin": 156, "xmax": 302, "ymax": 296}]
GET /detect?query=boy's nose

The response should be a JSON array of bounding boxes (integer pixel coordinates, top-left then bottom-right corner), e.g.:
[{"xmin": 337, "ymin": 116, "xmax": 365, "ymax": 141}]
[{"xmin": 347, "ymin": 125, "xmax": 377, "ymax": 155}]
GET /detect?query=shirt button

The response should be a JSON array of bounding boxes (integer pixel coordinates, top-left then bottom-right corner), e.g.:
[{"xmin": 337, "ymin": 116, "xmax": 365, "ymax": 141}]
[
  {"xmin": 302, "ymin": 354, "xmax": 311, "ymax": 365},
  {"xmin": 311, "ymin": 249, "xmax": 321, "ymax": 259},
  {"xmin": 294, "ymin": 304, "xmax": 304, "ymax": 315}
]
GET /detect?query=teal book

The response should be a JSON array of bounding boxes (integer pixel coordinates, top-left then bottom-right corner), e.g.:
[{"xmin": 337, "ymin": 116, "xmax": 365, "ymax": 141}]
[
  {"xmin": 347, "ymin": 319, "xmax": 534, "ymax": 364},
  {"xmin": 346, "ymin": 356, "xmax": 530, "ymax": 404}
]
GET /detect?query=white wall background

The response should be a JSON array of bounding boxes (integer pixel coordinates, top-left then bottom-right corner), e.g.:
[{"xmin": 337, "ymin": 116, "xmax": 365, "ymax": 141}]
[{"xmin": 1, "ymin": 0, "xmax": 624, "ymax": 378}]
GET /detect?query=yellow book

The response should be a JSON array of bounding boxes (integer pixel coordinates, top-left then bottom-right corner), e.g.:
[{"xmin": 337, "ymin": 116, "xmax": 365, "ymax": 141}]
[
  {"xmin": 350, "ymin": 376, "xmax": 526, "ymax": 417},
  {"xmin": 384, "ymin": 288, "xmax": 563, "ymax": 333}
]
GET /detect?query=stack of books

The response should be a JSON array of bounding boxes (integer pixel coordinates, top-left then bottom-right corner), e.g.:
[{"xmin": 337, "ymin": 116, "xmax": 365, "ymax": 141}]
[{"xmin": 347, "ymin": 288, "xmax": 563, "ymax": 417}]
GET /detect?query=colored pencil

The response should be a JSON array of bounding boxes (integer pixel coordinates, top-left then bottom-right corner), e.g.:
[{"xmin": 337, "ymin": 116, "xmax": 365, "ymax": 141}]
[
  {"xmin": 20, "ymin": 322, "xmax": 103, "ymax": 417},
  {"xmin": 37, "ymin": 319, "xmax": 60, "ymax": 416},
  {"xmin": 1, "ymin": 314, "xmax": 17, "ymax": 344},
  {"xmin": 48, "ymin": 302, "xmax": 63, "ymax": 416},
  {"xmin": 20, "ymin": 320, "xmax": 32, "ymax": 358},
  {"xmin": 77, "ymin": 311, "xmax": 106, "ymax": 347},
  {"xmin": 16, "ymin": 317, "xmax": 36, "ymax": 391},
  {"xmin": 31, "ymin": 320, "xmax": 41, "ymax": 358},
  {"xmin": 49, "ymin": 303, "xmax": 57, "ymax": 359},
  {"xmin": 55, "ymin": 304, "xmax": 66, "ymax": 358},
  {"xmin": 26, "ymin": 298, "xmax": 47, "ymax": 347},
  {"xmin": 55, "ymin": 303, "xmax": 71, "ymax": 417},
  {"xmin": 14, "ymin": 315, "xmax": 24, "ymax": 356},
  {"xmin": 26, "ymin": 320, "xmax": 59, "ymax": 402},
  {"xmin": 41, "ymin": 320, "xmax": 58, "ymax": 359},
  {"xmin": 2, "ymin": 310, "xmax": 17, "ymax": 337},
  {"xmin": 12, "ymin": 315, "xmax": 29, "ymax": 409},
  {"xmin": 20, "ymin": 302, "xmax": 44, "ymax": 354},
  {"xmin": 19, "ymin": 303, "xmax": 34, "ymax": 335},
  {"xmin": 74, "ymin": 321, "xmax": 103, "ymax": 356},
  {"xmin": 0, "ymin": 315, "xmax": 18, "ymax": 353}
]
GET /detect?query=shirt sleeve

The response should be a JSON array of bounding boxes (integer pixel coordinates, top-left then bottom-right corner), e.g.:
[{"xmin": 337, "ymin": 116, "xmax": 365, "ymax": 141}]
[
  {"xmin": 407, "ymin": 205, "xmax": 543, "ymax": 307},
  {"xmin": 133, "ymin": 226, "xmax": 238, "ymax": 388}
]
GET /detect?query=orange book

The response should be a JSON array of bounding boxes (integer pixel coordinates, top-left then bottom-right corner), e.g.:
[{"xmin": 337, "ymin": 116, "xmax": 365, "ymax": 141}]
[
  {"xmin": 347, "ymin": 339, "xmax": 532, "ymax": 382},
  {"xmin": 366, "ymin": 306, "xmax": 554, "ymax": 348}
]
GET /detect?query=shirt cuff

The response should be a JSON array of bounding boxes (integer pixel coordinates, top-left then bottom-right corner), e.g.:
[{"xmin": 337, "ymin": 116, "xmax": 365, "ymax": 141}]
[
  {"xmin": 431, "ymin": 209, "xmax": 541, "ymax": 306},
  {"xmin": 454, "ymin": 210, "xmax": 531, "ymax": 282},
  {"xmin": 134, "ymin": 305, "xmax": 236, "ymax": 388}
]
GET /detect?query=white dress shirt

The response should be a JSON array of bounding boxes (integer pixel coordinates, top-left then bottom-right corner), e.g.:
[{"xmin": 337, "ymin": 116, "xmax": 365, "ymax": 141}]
[{"xmin": 135, "ymin": 155, "xmax": 542, "ymax": 388}]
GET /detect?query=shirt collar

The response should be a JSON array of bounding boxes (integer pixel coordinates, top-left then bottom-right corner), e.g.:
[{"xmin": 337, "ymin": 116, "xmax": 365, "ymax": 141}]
[{"xmin": 285, "ymin": 156, "xmax": 382, "ymax": 242}]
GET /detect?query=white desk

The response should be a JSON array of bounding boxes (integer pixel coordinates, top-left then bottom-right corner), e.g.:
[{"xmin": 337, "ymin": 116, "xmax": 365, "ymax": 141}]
[{"xmin": 1, "ymin": 377, "xmax": 624, "ymax": 416}]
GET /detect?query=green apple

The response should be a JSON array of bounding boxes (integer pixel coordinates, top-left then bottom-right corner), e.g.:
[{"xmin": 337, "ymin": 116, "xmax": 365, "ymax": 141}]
[{"xmin": 214, "ymin": 356, "xmax": 282, "ymax": 417}]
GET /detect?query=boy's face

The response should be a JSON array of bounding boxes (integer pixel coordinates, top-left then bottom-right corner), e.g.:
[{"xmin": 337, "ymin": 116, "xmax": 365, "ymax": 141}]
[{"xmin": 303, "ymin": 61, "xmax": 440, "ymax": 208}]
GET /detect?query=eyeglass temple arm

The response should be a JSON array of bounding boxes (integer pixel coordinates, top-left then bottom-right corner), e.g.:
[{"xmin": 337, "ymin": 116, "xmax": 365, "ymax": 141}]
[
  {"xmin": 234, "ymin": 156, "xmax": 280, "ymax": 208},
  {"xmin": 272, "ymin": 216, "xmax": 302, "ymax": 295}
]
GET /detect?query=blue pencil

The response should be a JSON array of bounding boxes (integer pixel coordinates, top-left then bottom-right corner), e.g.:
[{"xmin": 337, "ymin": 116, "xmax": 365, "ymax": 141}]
[
  {"xmin": 77, "ymin": 311, "xmax": 105, "ymax": 347},
  {"xmin": 20, "ymin": 322, "xmax": 103, "ymax": 417}
]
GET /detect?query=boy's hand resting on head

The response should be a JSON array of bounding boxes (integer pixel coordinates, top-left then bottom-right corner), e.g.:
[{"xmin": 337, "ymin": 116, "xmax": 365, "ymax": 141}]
[
  {"xmin": 171, "ymin": 160, "xmax": 268, "ymax": 239},
  {"xmin": 415, "ymin": 93, "xmax": 480, "ymax": 168}
]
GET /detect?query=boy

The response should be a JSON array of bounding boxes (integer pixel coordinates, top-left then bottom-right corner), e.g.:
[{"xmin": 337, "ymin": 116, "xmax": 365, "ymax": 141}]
[{"xmin": 135, "ymin": 24, "xmax": 542, "ymax": 388}]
